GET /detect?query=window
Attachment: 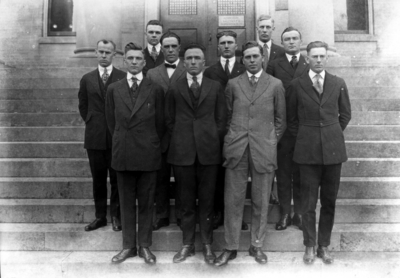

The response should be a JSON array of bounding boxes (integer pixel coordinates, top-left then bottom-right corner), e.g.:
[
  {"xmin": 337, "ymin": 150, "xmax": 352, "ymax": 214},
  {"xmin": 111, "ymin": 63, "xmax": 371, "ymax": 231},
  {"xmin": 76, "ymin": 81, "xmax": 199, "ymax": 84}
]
[
  {"xmin": 334, "ymin": 0, "xmax": 369, "ymax": 34},
  {"xmin": 48, "ymin": 0, "xmax": 75, "ymax": 36}
]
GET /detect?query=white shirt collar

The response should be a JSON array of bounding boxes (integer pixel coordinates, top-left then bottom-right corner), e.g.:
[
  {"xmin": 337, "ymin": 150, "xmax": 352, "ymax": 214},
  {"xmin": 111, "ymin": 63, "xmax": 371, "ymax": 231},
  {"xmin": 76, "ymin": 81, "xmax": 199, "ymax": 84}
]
[
  {"xmin": 285, "ymin": 52, "xmax": 301, "ymax": 63},
  {"xmin": 147, "ymin": 43, "xmax": 161, "ymax": 53},
  {"xmin": 127, "ymin": 71, "xmax": 143, "ymax": 86},
  {"xmin": 165, "ymin": 59, "xmax": 180, "ymax": 66},
  {"xmin": 246, "ymin": 69, "xmax": 263, "ymax": 79},
  {"xmin": 187, "ymin": 72, "xmax": 203, "ymax": 85},
  {"xmin": 98, "ymin": 64, "xmax": 113, "ymax": 75},
  {"xmin": 220, "ymin": 57, "xmax": 236, "ymax": 70},
  {"xmin": 309, "ymin": 69, "xmax": 325, "ymax": 81},
  {"xmin": 258, "ymin": 39, "xmax": 272, "ymax": 49}
]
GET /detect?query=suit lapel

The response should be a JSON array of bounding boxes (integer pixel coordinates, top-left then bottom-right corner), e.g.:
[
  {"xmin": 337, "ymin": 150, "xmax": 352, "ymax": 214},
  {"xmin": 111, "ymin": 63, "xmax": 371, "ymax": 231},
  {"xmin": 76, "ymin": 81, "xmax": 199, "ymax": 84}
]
[
  {"xmin": 170, "ymin": 60, "xmax": 186, "ymax": 84},
  {"xmin": 214, "ymin": 63, "xmax": 228, "ymax": 83},
  {"xmin": 294, "ymin": 55, "xmax": 308, "ymax": 79},
  {"xmin": 130, "ymin": 77, "xmax": 152, "ymax": 118},
  {"xmin": 277, "ymin": 56, "xmax": 295, "ymax": 77},
  {"xmin": 252, "ymin": 71, "xmax": 270, "ymax": 102},
  {"xmin": 178, "ymin": 78, "xmax": 194, "ymax": 110},
  {"xmin": 198, "ymin": 77, "xmax": 211, "ymax": 107},
  {"xmin": 299, "ymin": 72, "xmax": 320, "ymax": 105},
  {"xmin": 237, "ymin": 73, "xmax": 253, "ymax": 101},
  {"xmin": 117, "ymin": 78, "xmax": 134, "ymax": 111},
  {"xmin": 320, "ymin": 72, "xmax": 336, "ymax": 106},
  {"xmin": 231, "ymin": 61, "xmax": 245, "ymax": 78},
  {"xmin": 158, "ymin": 64, "xmax": 170, "ymax": 86},
  {"xmin": 270, "ymin": 43, "xmax": 281, "ymax": 61},
  {"xmin": 89, "ymin": 70, "xmax": 103, "ymax": 99}
]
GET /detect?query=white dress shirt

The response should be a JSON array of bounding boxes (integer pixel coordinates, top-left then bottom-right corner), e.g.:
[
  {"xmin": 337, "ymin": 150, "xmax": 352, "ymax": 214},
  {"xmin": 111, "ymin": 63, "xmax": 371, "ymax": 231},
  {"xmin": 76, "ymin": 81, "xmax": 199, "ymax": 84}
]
[
  {"xmin": 258, "ymin": 40, "xmax": 272, "ymax": 60},
  {"xmin": 98, "ymin": 64, "xmax": 113, "ymax": 76},
  {"xmin": 220, "ymin": 57, "xmax": 236, "ymax": 73},
  {"xmin": 309, "ymin": 69, "xmax": 326, "ymax": 88},
  {"xmin": 187, "ymin": 72, "xmax": 203, "ymax": 87},
  {"xmin": 285, "ymin": 53, "xmax": 301, "ymax": 63},
  {"xmin": 147, "ymin": 43, "xmax": 161, "ymax": 54},
  {"xmin": 246, "ymin": 69, "xmax": 263, "ymax": 82},
  {"xmin": 165, "ymin": 59, "xmax": 180, "ymax": 78},
  {"xmin": 127, "ymin": 71, "xmax": 143, "ymax": 88}
]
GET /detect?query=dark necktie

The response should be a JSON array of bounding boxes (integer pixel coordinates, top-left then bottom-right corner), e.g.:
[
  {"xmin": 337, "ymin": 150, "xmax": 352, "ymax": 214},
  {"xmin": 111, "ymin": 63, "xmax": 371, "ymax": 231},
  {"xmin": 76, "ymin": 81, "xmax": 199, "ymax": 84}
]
[
  {"xmin": 130, "ymin": 76, "xmax": 138, "ymax": 94},
  {"xmin": 262, "ymin": 43, "xmax": 269, "ymax": 70},
  {"xmin": 313, "ymin": 74, "xmax": 323, "ymax": 94},
  {"xmin": 165, "ymin": 63, "xmax": 176, "ymax": 69},
  {"xmin": 102, "ymin": 68, "xmax": 109, "ymax": 84},
  {"xmin": 290, "ymin": 55, "xmax": 298, "ymax": 68},
  {"xmin": 224, "ymin": 59, "xmax": 230, "ymax": 77},
  {"xmin": 190, "ymin": 76, "xmax": 200, "ymax": 99},
  {"xmin": 249, "ymin": 75, "xmax": 257, "ymax": 87},
  {"xmin": 150, "ymin": 46, "xmax": 158, "ymax": 61}
]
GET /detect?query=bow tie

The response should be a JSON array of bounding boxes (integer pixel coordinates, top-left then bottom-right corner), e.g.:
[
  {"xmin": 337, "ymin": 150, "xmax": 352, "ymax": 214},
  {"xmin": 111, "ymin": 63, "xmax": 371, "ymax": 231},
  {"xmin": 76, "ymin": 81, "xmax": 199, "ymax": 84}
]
[{"xmin": 165, "ymin": 63, "xmax": 176, "ymax": 69}]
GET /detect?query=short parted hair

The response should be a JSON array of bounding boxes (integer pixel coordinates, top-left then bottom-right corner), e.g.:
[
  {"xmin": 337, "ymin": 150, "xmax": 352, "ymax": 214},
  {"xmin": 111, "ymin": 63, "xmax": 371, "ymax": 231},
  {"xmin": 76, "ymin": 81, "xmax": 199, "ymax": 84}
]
[
  {"xmin": 256, "ymin": 14, "xmax": 274, "ymax": 26},
  {"xmin": 124, "ymin": 42, "xmax": 145, "ymax": 55},
  {"xmin": 242, "ymin": 41, "xmax": 263, "ymax": 56},
  {"xmin": 146, "ymin": 20, "xmax": 163, "ymax": 29},
  {"xmin": 216, "ymin": 30, "xmax": 237, "ymax": 42},
  {"xmin": 306, "ymin": 41, "xmax": 329, "ymax": 53},
  {"xmin": 281, "ymin": 27, "xmax": 302, "ymax": 41},
  {"xmin": 160, "ymin": 31, "xmax": 181, "ymax": 45},
  {"xmin": 96, "ymin": 39, "xmax": 116, "ymax": 51},
  {"xmin": 184, "ymin": 43, "xmax": 206, "ymax": 54}
]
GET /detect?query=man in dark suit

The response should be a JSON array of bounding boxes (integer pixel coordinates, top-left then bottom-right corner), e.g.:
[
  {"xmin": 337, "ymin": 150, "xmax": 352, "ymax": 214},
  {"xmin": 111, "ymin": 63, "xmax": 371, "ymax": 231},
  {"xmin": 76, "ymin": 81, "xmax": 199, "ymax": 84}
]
[
  {"xmin": 147, "ymin": 32, "xmax": 186, "ymax": 231},
  {"xmin": 267, "ymin": 27, "xmax": 309, "ymax": 231},
  {"xmin": 215, "ymin": 41, "xmax": 286, "ymax": 267},
  {"xmin": 203, "ymin": 30, "xmax": 247, "ymax": 231},
  {"xmin": 256, "ymin": 14, "xmax": 285, "ymax": 71},
  {"xmin": 143, "ymin": 20, "xmax": 164, "ymax": 76},
  {"xmin": 287, "ymin": 41, "xmax": 351, "ymax": 265},
  {"xmin": 165, "ymin": 43, "xmax": 226, "ymax": 264},
  {"xmin": 78, "ymin": 39, "xmax": 125, "ymax": 232},
  {"xmin": 106, "ymin": 42, "xmax": 165, "ymax": 265}
]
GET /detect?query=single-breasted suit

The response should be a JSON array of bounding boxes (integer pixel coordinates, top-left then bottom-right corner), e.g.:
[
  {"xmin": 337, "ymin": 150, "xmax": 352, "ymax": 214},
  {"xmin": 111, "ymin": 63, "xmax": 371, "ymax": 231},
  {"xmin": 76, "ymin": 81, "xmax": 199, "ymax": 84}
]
[
  {"xmin": 267, "ymin": 54, "xmax": 309, "ymax": 216},
  {"xmin": 165, "ymin": 76, "xmax": 226, "ymax": 245},
  {"xmin": 78, "ymin": 67, "xmax": 125, "ymax": 220},
  {"xmin": 204, "ymin": 60, "xmax": 246, "ymax": 90},
  {"xmin": 143, "ymin": 47, "xmax": 164, "ymax": 76},
  {"xmin": 106, "ymin": 76, "xmax": 165, "ymax": 248},
  {"xmin": 269, "ymin": 43, "xmax": 285, "ymax": 63},
  {"xmin": 146, "ymin": 61, "xmax": 186, "ymax": 222},
  {"xmin": 223, "ymin": 71, "xmax": 286, "ymax": 250},
  {"xmin": 287, "ymin": 70, "xmax": 351, "ymax": 247}
]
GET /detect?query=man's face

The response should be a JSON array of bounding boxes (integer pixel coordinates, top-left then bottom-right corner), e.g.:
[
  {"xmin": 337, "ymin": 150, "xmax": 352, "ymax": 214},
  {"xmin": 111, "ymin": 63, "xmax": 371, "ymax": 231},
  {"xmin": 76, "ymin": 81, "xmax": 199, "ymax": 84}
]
[
  {"xmin": 161, "ymin": 37, "xmax": 180, "ymax": 63},
  {"xmin": 96, "ymin": 42, "xmax": 115, "ymax": 67},
  {"xmin": 306, "ymin": 47, "xmax": 328, "ymax": 73},
  {"xmin": 184, "ymin": 48, "xmax": 205, "ymax": 76},
  {"xmin": 281, "ymin": 30, "xmax": 302, "ymax": 55},
  {"xmin": 243, "ymin": 46, "xmax": 263, "ymax": 74},
  {"xmin": 146, "ymin": 25, "xmax": 163, "ymax": 46},
  {"xmin": 218, "ymin": 35, "xmax": 237, "ymax": 59},
  {"xmin": 256, "ymin": 19, "xmax": 274, "ymax": 43},
  {"xmin": 124, "ymin": 50, "xmax": 146, "ymax": 75}
]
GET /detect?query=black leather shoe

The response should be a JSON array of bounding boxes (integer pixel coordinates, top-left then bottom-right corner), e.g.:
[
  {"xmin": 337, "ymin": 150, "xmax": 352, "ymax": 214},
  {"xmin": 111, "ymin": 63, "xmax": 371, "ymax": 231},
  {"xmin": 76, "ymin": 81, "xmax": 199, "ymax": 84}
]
[
  {"xmin": 249, "ymin": 245, "xmax": 267, "ymax": 264},
  {"xmin": 139, "ymin": 246, "xmax": 156, "ymax": 265},
  {"xmin": 303, "ymin": 246, "xmax": 315, "ymax": 264},
  {"xmin": 84, "ymin": 217, "xmax": 107, "ymax": 231},
  {"xmin": 153, "ymin": 218, "xmax": 169, "ymax": 231},
  {"xmin": 173, "ymin": 245, "xmax": 195, "ymax": 263},
  {"xmin": 241, "ymin": 221, "xmax": 249, "ymax": 230},
  {"xmin": 275, "ymin": 214, "xmax": 291, "ymax": 230},
  {"xmin": 176, "ymin": 218, "xmax": 181, "ymax": 227},
  {"xmin": 269, "ymin": 192, "xmax": 280, "ymax": 205},
  {"xmin": 111, "ymin": 248, "xmax": 137, "ymax": 264},
  {"xmin": 317, "ymin": 246, "xmax": 334, "ymax": 264},
  {"xmin": 292, "ymin": 213, "xmax": 303, "ymax": 230},
  {"xmin": 112, "ymin": 217, "xmax": 122, "ymax": 231},
  {"xmin": 213, "ymin": 211, "xmax": 223, "ymax": 230},
  {"xmin": 203, "ymin": 244, "xmax": 216, "ymax": 264},
  {"xmin": 214, "ymin": 249, "xmax": 237, "ymax": 267}
]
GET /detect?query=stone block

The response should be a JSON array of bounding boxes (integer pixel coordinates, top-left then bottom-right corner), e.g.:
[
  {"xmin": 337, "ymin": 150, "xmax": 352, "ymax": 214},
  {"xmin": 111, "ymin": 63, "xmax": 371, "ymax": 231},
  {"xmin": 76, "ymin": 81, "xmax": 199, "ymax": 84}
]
[
  {"xmin": 0, "ymin": 99, "xmax": 79, "ymax": 113},
  {"xmin": 344, "ymin": 125, "xmax": 400, "ymax": 141},
  {"xmin": 342, "ymin": 159, "xmax": 400, "ymax": 177},
  {"xmin": 338, "ymin": 177, "xmax": 400, "ymax": 199},
  {"xmin": 0, "ymin": 127, "xmax": 84, "ymax": 142},
  {"xmin": 346, "ymin": 142, "xmax": 400, "ymax": 158},
  {"xmin": 0, "ymin": 113, "xmax": 83, "ymax": 127},
  {"xmin": 351, "ymin": 111, "xmax": 400, "ymax": 125},
  {"xmin": 0, "ymin": 89, "xmax": 76, "ymax": 100},
  {"xmin": 0, "ymin": 142, "xmax": 85, "ymax": 158}
]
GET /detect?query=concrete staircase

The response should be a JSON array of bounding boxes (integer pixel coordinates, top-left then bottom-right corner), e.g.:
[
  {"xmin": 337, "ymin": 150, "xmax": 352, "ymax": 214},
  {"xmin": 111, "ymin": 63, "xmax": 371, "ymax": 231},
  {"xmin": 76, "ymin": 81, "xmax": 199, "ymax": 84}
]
[{"xmin": 1, "ymin": 57, "xmax": 400, "ymax": 277}]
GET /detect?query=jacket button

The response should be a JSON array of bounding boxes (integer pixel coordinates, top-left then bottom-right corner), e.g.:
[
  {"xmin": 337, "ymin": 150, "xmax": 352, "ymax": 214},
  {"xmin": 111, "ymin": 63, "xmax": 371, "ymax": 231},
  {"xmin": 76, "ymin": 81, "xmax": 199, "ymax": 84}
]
[{"xmin": 320, "ymin": 122, "xmax": 323, "ymax": 126}]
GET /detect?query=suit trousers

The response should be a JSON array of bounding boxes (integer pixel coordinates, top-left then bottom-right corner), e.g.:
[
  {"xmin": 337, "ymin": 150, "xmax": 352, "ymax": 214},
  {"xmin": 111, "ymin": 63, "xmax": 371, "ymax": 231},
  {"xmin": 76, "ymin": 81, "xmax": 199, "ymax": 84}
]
[
  {"xmin": 214, "ymin": 165, "xmax": 225, "ymax": 214},
  {"xmin": 224, "ymin": 146, "xmax": 274, "ymax": 250},
  {"xmin": 117, "ymin": 170, "xmax": 156, "ymax": 249},
  {"xmin": 276, "ymin": 136, "xmax": 301, "ymax": 215},
  {"xmin": 87, "ymin": 149, "xmax": 119, "ymax": 219},
  {"xmin": 173, "ymin": 158, "xmax": 218, "ymax": 245},
  {"xmin": 299, "ymin": 164, "xmax": 342, "ymax": 247},
  {"xmin": 155, "ymin": 152, "xmax": 181, "ymax": 219}
]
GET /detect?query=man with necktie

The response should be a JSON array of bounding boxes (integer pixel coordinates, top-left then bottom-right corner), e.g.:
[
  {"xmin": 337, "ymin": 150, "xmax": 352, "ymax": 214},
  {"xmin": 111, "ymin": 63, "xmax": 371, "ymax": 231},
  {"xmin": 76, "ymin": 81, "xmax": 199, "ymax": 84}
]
[
  {"xmin": 106, "ymin": 42, "xmax": 165, "ymax": 264},
  {"xmin": 165, "ymin": 43, "xmax": 226, "ymax": 264},
  {"xmin": 78, "ymin": 39, "xmax": 125, "ymax": 232},
  {"xmin": 267, "ymin": 27, "xmax": 309, "ymax": 231},
  {"xmin": 203, "ymin": 30, "xmax": 247, "ymax": 231},
  {"xmin": 143, "ymin": 20, "xmax": 164, "ymax": 76},
  {"xmin": 147, "ymin": 31, "xmax": 186, "ymax": 231},
  {"xmin": 215, "ymin": 41, "xmax": 286, "ymax": 266},
  {"xmin": 286, "ymin": 41, "xmax": 351, "ymax": 265}
]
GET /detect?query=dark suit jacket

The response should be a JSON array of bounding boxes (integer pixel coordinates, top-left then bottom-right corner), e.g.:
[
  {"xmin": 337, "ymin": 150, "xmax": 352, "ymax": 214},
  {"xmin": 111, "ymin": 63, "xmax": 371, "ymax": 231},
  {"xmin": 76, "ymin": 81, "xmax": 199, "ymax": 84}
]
[
  {"xmin": 143, "ymin": 47, "xmax": 164, "ymax": 76},
  {"xmin": 203, "ymin": 60, "xmax": 246, "ymax": 90},
  {"xmin": 147, "ymin": 60, "xmax": 186, "ymax": 152},
  {"xmin": 165, "ymin": 77, "xmax": 226, "ymax": 166},
  {"xmin": 106, "ymin": 77, "xmax": 165, "ymax": 171},
  {"xmin": 78, "ymin": 67, "xmax": 126, "ymax": 150},
  {"xmin": 287, "ymin": 71, "xmax": 351, "ymax": 165},
  {"xmin": 269, "ymin": 43, "xmax": 285, "ymax": 63}
]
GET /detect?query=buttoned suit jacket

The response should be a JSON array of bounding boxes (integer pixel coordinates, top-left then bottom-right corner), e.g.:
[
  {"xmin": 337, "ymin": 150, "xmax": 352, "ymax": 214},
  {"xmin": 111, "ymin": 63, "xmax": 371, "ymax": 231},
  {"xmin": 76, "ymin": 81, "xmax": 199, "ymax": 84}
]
[
  {"xmin": 223, "ymin": 71, "xmax": 286, "ymax": 173},
  {"xmin": 105, "ymin": 77, "xmax": 165, "ymax": 171},
  {"xmin": 287, "ymin": 71, "xmax": 351, "ymax": 165},
  {"xmin": 147, "ymin": 60, "xmax": 186, "ymax": 152},
  {"xmin": 78, "ymin": 67, "xmax": 126, "ymax": 150},
  {"xmin": 203, "ymin": 60, "xmax": 246, "ymax": 90},
  {"xmin": 143, "ymin": 47, "xmax": 165, "ymax": 76},
  {"xmin": 165, "ymin": 77, "xmax": 226, "ymax": 166}
]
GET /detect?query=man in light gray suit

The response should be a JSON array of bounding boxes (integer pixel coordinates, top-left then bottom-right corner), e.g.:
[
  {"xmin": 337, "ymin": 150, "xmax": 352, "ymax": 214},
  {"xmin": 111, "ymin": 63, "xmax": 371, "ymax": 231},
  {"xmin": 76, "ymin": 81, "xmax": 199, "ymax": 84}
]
[
  {"xmin": 215, "ymin": 41, "xmax": 286, "ymax": 266},
  {"xmin": 147, "ymin": 31, "xmax": 186, "ymax": 231}
]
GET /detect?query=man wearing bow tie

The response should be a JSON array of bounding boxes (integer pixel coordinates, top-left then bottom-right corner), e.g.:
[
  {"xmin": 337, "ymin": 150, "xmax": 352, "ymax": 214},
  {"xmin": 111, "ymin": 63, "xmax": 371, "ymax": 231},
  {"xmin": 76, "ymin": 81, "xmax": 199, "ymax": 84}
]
[
  {"xmin": 143, "ymin": 20, "xmax": 164, "ymax": 76},
  {"xmin": 106, "ymin": 42, "xmax": 165, "ymax": 265},
  {"xmin": 147, "ymin": 31, "xmax": 186, "ymax": 231},
  {"xmin": 78, "ymin": 39, "xmax": 125, "ymax": 232},
  {"xmin": 165, "ymin": 43, "xmax": 226, "ymax": 264}
]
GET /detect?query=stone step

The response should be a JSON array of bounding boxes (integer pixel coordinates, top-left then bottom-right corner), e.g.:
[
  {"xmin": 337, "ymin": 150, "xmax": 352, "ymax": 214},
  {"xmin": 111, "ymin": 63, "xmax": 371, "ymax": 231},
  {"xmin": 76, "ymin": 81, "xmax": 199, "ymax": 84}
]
[
  {"xmin": 351, "ymin": 99, "xmax": 400, "ymax": 111},
  {"xmin": 0, "ymin": 158, "xmax": 398, "ymax": 177},
  {"xmin": 2, "ymin": 251, "xmax": 399, "ymax": 278},
  {"xmin": 346, "ymin": 141, "xmax": 400, "ymax": 158},
  {"xmin": 0, "ymin": 223, "xmax": 399, "ymax": 252},
  {"xmin": 1, "ymin": 177, "xmax": 399, "ymax": 200},
  {"xmin": 0, "ymin": 199, "xmax": 399, "ymax": 224},
  {"xmin": 344, "ymin": 125, "xmax": 400, "ymax": 141},
  {"xmin": 0, "ymin": 111, "xmax": 398, "ymax": 126}
]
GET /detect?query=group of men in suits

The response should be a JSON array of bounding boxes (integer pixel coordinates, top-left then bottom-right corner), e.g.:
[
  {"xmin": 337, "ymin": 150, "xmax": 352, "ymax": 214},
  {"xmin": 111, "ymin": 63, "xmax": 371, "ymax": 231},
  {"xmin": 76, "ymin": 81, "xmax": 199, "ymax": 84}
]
[{"xmin": 78, "ymin": 14, "xmax": 351, "ymax": 266}]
